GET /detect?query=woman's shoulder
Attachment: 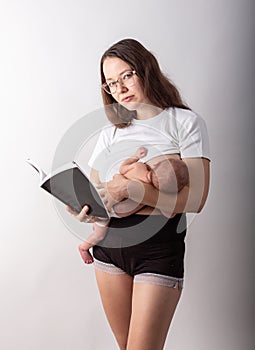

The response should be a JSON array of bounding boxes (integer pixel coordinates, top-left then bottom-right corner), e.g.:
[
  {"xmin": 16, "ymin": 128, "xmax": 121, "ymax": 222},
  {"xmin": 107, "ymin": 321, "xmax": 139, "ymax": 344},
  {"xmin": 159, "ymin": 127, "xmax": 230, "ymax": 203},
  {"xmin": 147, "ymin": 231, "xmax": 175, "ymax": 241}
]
[
  {"xmin": 167, "ymin": 107, "xmax": 200, "ymax": 121},
  {"xmin": 166, "ymin": 107, "xmax": 207, "ymax": 130},
  {"xmin": 97, "ymin": 123, "xmax": 116, "ymax": 139}
]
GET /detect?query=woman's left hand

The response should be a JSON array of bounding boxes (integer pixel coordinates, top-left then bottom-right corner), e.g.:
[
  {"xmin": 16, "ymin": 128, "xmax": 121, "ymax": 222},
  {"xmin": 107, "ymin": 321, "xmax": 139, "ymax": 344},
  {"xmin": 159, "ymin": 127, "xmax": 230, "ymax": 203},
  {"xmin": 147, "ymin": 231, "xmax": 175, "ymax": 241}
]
[
  {"xmin": 66, "ymin": 205, "xmax": 97, "ymax": 223},
  {"xmin": 97, "ymin": 174, "xmax": 130, "ymax": 211}
]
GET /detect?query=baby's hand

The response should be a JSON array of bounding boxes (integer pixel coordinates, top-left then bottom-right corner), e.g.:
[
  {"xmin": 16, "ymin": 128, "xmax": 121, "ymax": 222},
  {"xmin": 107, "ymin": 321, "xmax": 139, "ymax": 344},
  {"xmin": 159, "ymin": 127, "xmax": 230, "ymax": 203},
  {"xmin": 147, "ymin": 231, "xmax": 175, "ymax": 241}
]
[{"xmin": 135, "ymin": 146, "xmax": 148, "ymax": 159}]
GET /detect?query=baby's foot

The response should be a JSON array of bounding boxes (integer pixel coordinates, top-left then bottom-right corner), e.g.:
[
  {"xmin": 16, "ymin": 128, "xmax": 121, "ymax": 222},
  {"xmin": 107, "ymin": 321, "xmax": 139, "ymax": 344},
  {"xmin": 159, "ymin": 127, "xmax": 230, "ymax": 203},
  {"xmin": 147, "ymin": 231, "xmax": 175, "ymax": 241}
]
[
  {"xmin": 78, "ymin": 245, "xmax": 94, "ymax": 264},
  {"xmin": 135, "ymin": 146, "xmax": 148, "ymax": 159}
]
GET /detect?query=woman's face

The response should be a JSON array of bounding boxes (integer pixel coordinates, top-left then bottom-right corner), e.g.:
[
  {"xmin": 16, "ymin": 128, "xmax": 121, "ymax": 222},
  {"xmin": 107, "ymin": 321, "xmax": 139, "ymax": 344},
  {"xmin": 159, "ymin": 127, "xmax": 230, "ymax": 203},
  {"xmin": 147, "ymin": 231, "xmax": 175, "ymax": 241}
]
[{"xmin": 102, "ymin": 57, "xmax": 152, "ymax": 109}]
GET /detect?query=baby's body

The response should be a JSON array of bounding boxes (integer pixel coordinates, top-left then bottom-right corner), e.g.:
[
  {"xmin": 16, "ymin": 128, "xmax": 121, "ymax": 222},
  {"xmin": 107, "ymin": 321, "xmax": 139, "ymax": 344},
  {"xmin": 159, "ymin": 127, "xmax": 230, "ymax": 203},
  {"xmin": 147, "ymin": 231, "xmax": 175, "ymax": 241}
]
[
  {"xmin": 115, "ymin": 147, "xmax": 188, "ymax": 217},
  {"xmin": 79, "ymin": 147, "xmax": 189, "ymax": 264}
]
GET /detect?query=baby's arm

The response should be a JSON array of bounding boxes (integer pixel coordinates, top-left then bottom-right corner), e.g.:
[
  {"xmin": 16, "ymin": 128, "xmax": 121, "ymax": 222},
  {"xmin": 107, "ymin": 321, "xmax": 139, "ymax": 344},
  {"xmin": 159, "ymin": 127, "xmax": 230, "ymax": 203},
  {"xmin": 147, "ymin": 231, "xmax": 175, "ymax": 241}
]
[
  {"xmin": 120, "ymin": 146, "xmax": 148, "ymax": 176},
  {"xmin": 120, "ymin": 157, "xmax": 139, "ymax": 176}
]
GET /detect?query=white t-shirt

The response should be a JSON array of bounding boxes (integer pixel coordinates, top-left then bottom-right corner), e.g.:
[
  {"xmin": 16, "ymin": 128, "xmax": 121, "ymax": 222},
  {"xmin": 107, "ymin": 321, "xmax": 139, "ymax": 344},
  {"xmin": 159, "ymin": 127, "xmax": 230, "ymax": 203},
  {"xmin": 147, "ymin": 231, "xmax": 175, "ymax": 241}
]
[{"xmin": 88, "ymin": 108, "xmax": 210, "ymax": 181}]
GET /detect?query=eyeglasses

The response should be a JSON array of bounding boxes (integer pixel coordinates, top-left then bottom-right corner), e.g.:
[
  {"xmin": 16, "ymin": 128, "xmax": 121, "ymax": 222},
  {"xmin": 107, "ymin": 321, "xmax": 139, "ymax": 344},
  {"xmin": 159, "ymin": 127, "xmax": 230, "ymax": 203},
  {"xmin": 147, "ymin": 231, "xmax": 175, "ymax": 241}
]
[{"xmin": 102, "ymin": 70, "xmax": 136, "ymax": 94}]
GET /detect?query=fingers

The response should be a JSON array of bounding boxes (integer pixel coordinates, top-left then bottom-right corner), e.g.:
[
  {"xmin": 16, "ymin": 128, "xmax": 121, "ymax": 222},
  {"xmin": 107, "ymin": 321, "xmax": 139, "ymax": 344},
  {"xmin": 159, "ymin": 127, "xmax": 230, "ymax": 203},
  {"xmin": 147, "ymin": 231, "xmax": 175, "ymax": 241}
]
[
  {"xmin": 105, "ymin": 196, "xmax": 118, "ymax": 212},
  {"xmin": 96, "ymin": 182, "xmax": 105, "ymax": 190},
  {"xmin": 76, "ymin": 205, "xmax": 90, "ymax": 222},
  {"xmin": 98, "ymin": 189, "xmax": 106, "ymax": 198},
  {"xmin": 98, "ymin": 189, "xmax": 113, "ymax": 208},
  {"xmin": 135, "ymin": 146, "xmax": 148, "ymax": 158},
  {"xmin": 66, "ymin": 205, "xmax": 96, "ymax": 223},
  {"xmin": 97, "ymin": 189, "xmax": 117, "ymax": 211}
]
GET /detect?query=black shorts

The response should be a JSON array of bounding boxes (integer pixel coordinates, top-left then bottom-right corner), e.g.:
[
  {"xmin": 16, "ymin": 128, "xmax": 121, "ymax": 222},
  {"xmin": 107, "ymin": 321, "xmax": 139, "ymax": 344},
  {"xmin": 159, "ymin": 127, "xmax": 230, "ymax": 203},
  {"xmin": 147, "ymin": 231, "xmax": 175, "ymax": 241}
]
[{"xmin": 93, "ymin": 213, "xmax": 186, "ymax": 279}]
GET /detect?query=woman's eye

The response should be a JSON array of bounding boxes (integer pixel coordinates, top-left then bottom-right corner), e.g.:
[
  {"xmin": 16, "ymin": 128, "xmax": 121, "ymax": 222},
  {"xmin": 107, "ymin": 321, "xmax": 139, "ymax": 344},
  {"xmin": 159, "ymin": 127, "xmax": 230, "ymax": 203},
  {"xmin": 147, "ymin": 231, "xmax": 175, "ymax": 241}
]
[
  {"xmin": 123, "ymin": 72, "xmax": 132, "ymax": 80},
  {"xmin": 108, "ymin": 81, "xmax": 116, "ymax": 88}
]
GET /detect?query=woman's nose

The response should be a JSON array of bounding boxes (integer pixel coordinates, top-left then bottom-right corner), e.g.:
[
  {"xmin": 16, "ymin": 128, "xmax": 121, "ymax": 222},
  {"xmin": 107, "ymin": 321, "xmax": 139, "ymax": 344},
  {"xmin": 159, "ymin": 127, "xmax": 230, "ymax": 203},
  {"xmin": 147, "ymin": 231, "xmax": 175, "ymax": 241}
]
[{"xmin": 116, "ymin": 81, "xmax": 128, "ymax": 93}]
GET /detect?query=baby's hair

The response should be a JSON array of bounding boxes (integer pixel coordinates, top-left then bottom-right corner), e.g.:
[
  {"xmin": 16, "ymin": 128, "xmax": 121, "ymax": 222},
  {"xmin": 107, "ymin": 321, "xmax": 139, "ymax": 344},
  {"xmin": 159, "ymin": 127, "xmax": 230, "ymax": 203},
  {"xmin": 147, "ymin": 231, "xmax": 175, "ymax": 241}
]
[{"xmin": 151, "ymin": 159, "xmax": 189, "ymax": 193}]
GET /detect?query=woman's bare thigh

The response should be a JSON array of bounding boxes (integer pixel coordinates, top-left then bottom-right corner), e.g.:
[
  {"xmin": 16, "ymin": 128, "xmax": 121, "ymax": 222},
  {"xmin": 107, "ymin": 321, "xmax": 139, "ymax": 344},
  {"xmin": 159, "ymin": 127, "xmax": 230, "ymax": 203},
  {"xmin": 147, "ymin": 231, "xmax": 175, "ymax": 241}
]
[
  {"xmin": 94, "ymin": 269, "xmax": 133, "ymax": 350},
  {"xmin": 127, "ymin": 282, "xmax": 182, "ymax": 350}
]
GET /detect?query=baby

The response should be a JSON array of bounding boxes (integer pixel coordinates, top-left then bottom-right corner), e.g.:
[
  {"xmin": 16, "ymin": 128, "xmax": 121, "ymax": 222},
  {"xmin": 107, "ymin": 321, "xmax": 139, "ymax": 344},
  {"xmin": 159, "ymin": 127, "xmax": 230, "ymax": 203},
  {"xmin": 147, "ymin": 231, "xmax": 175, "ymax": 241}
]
[{"xmin": 79, "ymin": 147, "xmax": 189, "ymax": 264}]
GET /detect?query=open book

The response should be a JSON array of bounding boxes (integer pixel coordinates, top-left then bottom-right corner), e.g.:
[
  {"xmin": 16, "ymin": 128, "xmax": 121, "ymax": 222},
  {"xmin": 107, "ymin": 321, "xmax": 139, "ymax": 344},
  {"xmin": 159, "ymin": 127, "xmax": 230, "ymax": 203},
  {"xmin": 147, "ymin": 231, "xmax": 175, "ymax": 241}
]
[{"xmin": 27, "ymin": 159, "xmax": 109, "ymax": 219}]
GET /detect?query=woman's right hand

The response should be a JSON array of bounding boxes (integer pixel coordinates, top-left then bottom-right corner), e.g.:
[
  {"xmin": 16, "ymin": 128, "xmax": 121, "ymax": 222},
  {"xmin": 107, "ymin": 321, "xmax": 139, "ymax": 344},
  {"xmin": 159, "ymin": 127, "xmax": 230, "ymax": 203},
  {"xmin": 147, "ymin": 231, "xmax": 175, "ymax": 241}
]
[
  {"xmin": 66, "ymin": 205, "xmax": 97, "ymax": 223},
  {"xmin": 96, "ymin": 174, "xmax": 130, "ymax": 211}
]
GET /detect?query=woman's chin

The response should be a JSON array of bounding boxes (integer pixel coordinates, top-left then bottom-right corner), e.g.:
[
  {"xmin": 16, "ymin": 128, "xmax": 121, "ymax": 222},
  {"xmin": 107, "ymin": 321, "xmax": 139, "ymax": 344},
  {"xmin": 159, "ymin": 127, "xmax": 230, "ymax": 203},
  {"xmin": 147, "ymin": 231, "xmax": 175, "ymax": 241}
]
[{"xmin": 120, "ymin": 101, "xmax": 140, "ymax": 111}]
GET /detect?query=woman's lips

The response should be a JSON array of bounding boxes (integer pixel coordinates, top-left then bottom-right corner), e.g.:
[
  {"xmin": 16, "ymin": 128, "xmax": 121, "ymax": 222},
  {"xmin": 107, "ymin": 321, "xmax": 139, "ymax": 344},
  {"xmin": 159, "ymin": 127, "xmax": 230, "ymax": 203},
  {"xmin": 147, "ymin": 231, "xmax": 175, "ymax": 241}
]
[{"xmin": 122, "ymin": 95, "xmax": 134, "ymax": 102}]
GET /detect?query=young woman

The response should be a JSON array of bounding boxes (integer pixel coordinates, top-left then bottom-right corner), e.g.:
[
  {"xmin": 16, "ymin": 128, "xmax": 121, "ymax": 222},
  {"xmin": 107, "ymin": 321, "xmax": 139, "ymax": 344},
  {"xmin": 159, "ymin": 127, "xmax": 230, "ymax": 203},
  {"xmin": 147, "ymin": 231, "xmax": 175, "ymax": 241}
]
[{"xmin": 68, "ymin": 38, "xmax": 210, "ymax": 350}]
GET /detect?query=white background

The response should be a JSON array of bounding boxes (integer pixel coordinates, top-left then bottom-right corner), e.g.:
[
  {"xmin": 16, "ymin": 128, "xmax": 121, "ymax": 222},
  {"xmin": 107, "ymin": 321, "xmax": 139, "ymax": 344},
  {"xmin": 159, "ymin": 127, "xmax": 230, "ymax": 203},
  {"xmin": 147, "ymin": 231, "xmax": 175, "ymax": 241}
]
[{"xmin": 0, "ymin": 0, "xmax": 254, "ymax": 349}]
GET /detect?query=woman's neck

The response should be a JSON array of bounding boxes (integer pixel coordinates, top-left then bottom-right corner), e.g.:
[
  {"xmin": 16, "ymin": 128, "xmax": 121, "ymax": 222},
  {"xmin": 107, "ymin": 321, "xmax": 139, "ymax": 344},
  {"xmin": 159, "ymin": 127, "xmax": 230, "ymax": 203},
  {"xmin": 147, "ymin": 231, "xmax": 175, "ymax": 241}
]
[{"xmin": 136, "ymin": 104, "xmax": 163, "ymax": 120}]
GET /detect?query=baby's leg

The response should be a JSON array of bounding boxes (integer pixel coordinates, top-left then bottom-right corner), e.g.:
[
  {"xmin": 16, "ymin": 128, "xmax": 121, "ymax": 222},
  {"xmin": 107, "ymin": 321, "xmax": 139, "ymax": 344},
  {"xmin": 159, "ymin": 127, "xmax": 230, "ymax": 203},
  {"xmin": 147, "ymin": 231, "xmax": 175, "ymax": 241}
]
[
  {"xmin": 78, "ymin": 240, "xmax": 94, "ymax": 264},
  {"xmin": 78, "ymin": 219, "xmax": 109, "ymax": 264}
]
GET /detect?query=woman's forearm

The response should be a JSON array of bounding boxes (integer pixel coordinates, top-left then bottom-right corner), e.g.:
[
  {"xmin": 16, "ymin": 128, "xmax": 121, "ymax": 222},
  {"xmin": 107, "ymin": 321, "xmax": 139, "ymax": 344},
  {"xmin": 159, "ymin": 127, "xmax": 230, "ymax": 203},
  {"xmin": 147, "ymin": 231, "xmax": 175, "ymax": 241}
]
[
  {"xmin": 126, "ymin": 181, "xmax": 189, "ymax": 214},
  {"xmin": 127, "ymin": 181, "xmax": 201, "ymax": 214},
  {"xmin": 127, "ymin": 158, "xmax": 210, "ymax": 215},
  {"xmin": 101, "ymin": 158, "xmax": 210, "ymax": 215}
]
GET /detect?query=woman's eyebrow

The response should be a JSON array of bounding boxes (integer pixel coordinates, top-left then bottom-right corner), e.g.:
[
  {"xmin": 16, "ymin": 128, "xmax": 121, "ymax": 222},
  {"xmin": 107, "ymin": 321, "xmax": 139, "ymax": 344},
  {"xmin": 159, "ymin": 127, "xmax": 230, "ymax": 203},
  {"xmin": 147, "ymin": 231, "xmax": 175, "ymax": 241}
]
[{"xmin": 105, "ymin": 69, "xmax": 131, "ymax": 81}]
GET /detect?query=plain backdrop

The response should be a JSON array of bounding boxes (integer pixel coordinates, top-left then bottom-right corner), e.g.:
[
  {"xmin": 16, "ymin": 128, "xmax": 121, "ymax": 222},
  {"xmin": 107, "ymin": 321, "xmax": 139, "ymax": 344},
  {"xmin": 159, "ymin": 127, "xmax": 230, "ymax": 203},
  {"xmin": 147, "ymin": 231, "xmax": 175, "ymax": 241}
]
[{"xmin": 0, "ymin": 0, "xmax": 254, "ymax": 349}]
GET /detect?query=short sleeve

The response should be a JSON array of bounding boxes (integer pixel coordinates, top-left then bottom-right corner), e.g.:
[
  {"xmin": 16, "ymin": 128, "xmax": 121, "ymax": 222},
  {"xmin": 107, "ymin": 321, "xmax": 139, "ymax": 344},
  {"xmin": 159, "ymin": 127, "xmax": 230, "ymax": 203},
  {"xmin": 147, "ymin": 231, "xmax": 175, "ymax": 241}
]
[
  {"xmin": 88, "ymin": 127, "xmax": 111, "ymax": 170},
  {"xmin": 176, "ymin": 110, "xmax": 210, "ymax": 160}
]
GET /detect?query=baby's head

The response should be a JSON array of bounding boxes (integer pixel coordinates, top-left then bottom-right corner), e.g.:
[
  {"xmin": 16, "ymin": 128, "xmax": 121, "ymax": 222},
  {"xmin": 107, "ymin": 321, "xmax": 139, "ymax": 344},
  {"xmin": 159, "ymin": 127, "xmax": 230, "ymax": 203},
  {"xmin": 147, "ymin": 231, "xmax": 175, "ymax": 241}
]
[{"xmin": 150, "ymin": 158, "xmax": 189, "ymax": 193}]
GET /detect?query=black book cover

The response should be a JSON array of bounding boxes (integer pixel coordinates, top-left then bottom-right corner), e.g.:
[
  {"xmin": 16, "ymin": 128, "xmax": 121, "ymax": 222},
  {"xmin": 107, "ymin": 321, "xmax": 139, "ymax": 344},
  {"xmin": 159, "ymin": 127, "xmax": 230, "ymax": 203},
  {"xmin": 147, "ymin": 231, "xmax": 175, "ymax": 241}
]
[{"xmin": 27, "ymin": 159, "xmax": 109, "ymax": 219}]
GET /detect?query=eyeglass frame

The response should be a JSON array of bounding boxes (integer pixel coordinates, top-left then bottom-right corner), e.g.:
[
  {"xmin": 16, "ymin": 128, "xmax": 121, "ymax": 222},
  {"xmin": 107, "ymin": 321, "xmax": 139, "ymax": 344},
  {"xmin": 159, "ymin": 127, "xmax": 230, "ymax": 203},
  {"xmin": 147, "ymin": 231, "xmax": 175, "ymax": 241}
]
[{"xmin": 101, "ymin": 70, "xmax": 137, "ymax": 94}]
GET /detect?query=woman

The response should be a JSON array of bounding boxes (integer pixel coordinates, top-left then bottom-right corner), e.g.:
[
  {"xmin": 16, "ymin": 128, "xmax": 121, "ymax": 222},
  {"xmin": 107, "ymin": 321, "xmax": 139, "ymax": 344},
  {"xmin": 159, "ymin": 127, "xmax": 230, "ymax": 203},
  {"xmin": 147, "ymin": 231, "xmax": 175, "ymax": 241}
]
[{"xmin": 68, "ymin": 39, "xmax": 210, "ymax": 350}]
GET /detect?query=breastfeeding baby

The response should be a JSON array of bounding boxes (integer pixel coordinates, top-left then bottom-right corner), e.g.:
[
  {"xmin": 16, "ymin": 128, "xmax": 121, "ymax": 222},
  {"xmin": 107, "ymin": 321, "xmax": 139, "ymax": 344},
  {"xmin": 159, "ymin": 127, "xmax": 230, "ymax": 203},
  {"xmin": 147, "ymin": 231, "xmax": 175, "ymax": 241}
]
[{"xmin": 79, "ymin": 147, "xmax": 189, "ymax": 264}]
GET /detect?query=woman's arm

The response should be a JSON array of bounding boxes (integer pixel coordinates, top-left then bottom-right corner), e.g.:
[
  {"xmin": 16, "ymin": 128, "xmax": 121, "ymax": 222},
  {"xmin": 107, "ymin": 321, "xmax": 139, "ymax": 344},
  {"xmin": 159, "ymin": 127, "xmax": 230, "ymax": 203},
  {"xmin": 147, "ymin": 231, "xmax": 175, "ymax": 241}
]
[
  {"xmin": 136, "ymin": 158, "xmax": 209, "ymax": 214},
  {"xmin": 100, "ymin": 158, "xmax": 210, "ymax": 216}
]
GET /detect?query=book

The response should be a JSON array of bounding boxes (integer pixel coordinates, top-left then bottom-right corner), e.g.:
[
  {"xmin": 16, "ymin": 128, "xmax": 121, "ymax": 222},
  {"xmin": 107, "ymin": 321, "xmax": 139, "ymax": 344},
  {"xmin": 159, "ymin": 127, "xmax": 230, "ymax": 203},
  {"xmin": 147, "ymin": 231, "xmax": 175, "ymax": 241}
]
[{"xmin": 27, "ymin": 159, "xmax": 109, "ymax": 219}]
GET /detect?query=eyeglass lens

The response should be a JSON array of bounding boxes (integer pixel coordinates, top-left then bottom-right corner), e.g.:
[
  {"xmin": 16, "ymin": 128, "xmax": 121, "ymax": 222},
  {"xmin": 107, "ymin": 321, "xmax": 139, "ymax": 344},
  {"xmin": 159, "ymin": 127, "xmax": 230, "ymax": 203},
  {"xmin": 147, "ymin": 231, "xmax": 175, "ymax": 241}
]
[{"xmin": 103, "ymin": 71, "xmax": 136, "ymax": 94}]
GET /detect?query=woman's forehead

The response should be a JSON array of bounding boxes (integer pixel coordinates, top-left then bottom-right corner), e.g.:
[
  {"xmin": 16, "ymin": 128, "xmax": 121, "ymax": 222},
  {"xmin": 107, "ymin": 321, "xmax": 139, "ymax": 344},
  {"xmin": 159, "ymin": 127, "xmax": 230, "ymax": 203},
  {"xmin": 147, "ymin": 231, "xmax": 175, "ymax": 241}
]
[{"xmin": 103, "ymin": 57, "xmax": 131, "ymax": 79}]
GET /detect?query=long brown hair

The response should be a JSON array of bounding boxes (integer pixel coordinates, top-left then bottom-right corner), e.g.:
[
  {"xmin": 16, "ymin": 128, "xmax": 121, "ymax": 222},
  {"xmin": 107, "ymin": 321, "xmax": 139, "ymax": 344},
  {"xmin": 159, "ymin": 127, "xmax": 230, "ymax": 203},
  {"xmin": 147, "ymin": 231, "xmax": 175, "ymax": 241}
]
[{"xmin": 100, "ymin": 38, "xmax": 190, "ymax": 128}]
